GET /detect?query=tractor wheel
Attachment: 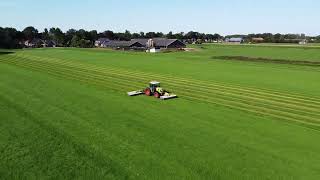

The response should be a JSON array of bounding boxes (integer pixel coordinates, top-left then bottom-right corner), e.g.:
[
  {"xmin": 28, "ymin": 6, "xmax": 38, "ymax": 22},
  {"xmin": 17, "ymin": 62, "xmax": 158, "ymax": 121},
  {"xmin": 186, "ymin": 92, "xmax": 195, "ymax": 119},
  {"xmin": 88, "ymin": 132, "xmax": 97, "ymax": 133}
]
[
  {"xmin": 144, "ymin": 88, "xmax": 151, "ymax": 96},
  {"xmin": 154, "ymin": 92, "xmax": 160, "ymax": 98}
]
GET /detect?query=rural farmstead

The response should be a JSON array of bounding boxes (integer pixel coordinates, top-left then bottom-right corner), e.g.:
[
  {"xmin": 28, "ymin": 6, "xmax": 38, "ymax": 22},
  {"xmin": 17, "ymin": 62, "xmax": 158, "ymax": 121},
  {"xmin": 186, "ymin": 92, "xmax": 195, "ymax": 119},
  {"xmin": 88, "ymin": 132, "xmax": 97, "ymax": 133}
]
[{"xmin": 95, "ymin": 38, "xmax": 186, "ymax": 51}]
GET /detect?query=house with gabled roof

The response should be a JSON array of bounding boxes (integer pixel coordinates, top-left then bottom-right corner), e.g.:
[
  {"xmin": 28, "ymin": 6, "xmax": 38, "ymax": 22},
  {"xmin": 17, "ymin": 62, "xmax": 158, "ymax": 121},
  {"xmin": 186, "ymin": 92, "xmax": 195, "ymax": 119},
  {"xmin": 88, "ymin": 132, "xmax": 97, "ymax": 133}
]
[
  {"xmin": 24, "ymin": 38, "xmax": 45, "ymax": 48},
  {"xmin": 132, "ymin": 38, "xmax": 186, "ymax": 49},
  {"xmin": 24, "ymin": 39, "xmax": 57, "ymax": 48},
  {"xmin": 95, "ymin": 38, "xmax": 111, "ymax": 47},
  {"xmin": 101, "ymin": 40, "xmax": 145, "ymax": 49},
  {"xmin": 97, "ymin": 38, "xmax": 185, "ymax": 51},
  {"xmin": 43, "ymin": 40, "xmax": 57, "ymax": 47}
]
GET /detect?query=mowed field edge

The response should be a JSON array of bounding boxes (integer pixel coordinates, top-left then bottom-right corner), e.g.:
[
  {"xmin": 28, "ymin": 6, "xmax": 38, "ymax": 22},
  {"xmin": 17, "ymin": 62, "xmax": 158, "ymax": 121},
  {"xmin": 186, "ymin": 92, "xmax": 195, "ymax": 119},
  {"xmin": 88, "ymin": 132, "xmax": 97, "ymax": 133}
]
[{"xmin": 1, "ymin": 52, "xmax": 320, "ymax": 129}]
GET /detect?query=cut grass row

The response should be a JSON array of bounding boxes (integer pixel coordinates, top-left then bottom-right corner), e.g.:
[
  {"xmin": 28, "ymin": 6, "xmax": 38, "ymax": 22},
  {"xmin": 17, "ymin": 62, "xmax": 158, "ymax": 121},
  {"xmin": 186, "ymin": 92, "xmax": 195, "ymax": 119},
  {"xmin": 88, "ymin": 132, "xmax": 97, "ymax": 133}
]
[
  {"xmin": 9, "ymin": 53, "xmax": 320, "ymax": 112},
  {"xmin": 5, "ymin": 53, "xmax": 320, "ymax": 112},
  {"xmin": 15, "ymin": 53, "xmax": 320, "ymax": 104},
  {"xmin": 1, "ymin": 54, "xmax": 320, "ymax": 128},
  {"xmin": 2, "ymin": 54, "xmax": 320, "ymax": 121}
]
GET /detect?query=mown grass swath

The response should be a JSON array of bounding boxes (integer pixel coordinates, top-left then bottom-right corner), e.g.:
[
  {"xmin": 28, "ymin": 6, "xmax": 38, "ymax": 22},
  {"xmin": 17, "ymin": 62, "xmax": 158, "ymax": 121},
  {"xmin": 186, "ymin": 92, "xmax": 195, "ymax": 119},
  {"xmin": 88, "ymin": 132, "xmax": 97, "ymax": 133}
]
[{"xmin": 1, "ymin": 52, "xmax": 320, "ymax": 128}]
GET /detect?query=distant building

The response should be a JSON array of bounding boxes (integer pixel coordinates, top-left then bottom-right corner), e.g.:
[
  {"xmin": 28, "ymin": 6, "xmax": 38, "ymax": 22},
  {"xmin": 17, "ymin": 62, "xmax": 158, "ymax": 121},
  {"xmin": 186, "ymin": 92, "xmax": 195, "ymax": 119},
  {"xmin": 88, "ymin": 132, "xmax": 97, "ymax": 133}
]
[
  {"xmin": 225, "ymin": 37, "xmax": 243, "ymax": 44},
  {"xmin": 95, "ymin": 38, "xmax": 111, "ymax": 47},
  {"xmin": 99, "ymin": 38, "xmax": 186, "ymax": 51},
  {"xmin": 24, "ymin": 39, "xmax": 56, "ymax": 48},
  {"xmin": 251, "ymin": 37, "xmax": 264, "ymax": 43},
  {"xmin": 101, "ymin": 40, "xmax": 145, "ymax": 49},
  {"xmin": 24, "ymin": 39, "xmax": 44, "ymax": 48},
  {"xmin": 299, "ymin": 39, "xmax": 307, "ymax": 45},
  {"xmin": 133, "ymin": 38, "xmax": 186, "ymax": 49},
  {"xmin": 43, "ymin": 40, "xmax": 57, "ymax": 47},
  {"xmin": 152, "ymin": 38, "xmax": 186, "ymax": 49}
]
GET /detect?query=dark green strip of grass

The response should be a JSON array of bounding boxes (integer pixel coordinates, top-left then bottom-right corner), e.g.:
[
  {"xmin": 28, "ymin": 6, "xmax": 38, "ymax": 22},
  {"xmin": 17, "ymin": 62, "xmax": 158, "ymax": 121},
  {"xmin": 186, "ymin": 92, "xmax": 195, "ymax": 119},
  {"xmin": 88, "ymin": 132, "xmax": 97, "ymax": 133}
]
[{"xmin": 212, "ymin": 56, "xmax": 320, "ymax": 66}]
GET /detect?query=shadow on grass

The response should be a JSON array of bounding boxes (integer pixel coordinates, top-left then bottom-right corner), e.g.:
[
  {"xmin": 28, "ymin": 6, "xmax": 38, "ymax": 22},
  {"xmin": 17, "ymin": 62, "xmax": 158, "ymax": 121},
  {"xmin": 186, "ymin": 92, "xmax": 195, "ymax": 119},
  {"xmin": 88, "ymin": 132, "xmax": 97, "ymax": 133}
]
[
  {"xmin": 212, "ymin": 56, "xmax": 320, "ymax": 67},
  {"xmin": 0, "ymin": 52, "xmax": 14, "ymax": 55}
]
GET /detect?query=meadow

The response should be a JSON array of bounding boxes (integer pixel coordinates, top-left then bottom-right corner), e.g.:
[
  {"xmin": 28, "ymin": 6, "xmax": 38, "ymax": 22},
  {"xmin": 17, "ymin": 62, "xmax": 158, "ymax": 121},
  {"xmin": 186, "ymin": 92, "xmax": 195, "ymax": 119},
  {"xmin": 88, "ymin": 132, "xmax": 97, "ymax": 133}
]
[{"xmin": 0, "ymin": 44, "xmax": 320, "ymax": 179}]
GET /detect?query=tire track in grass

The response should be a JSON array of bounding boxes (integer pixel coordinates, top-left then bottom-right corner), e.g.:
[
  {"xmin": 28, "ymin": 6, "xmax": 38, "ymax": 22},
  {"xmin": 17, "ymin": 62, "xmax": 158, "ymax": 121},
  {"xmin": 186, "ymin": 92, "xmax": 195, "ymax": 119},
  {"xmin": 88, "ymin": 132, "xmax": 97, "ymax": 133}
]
[{"xmin": 2, "ymin": 56, "xmax": 320, "ymax": 128}]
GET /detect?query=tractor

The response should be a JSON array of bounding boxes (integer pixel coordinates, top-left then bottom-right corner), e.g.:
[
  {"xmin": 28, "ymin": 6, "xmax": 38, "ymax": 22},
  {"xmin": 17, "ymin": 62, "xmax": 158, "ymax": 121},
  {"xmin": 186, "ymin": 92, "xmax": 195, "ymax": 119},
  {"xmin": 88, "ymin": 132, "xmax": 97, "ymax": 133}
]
[{"xmin": 127, "ymin": 81, "xmax": 177, "ymax": 100}]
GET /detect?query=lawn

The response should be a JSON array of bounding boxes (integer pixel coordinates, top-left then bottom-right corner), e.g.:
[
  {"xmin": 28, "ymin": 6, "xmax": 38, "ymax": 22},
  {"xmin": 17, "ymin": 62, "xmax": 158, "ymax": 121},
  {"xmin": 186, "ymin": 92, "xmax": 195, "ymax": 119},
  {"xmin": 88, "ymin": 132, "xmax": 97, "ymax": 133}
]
[{"xmin": 0, "ymin": 45, "xmax": 320, "ymax": 179}]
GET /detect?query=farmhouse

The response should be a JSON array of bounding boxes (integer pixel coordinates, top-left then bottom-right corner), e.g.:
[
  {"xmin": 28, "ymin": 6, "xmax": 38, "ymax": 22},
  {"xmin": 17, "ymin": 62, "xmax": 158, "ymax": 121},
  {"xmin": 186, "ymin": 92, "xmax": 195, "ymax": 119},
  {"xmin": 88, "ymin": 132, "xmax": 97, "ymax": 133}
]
[
  {"xmin": 101, "ymin": 40, "xmax": 145, "ymax": 49},
  {"xmin": 132, "ymin": 38, "xmax": 186, "ymax": 49},
  {"xmin": 24, "ymin": 39, "xmax": 56, "ymax": 48},
  {"xmin": 98, "ymin": 38, "xmax": 186, "ymax": 51},
  {"xmin": 95, "ymin": 38, "xmax": 111, "ymax": 47},
  {"xmin": 43, "ymin": 40, "xmax": 57, "ymax": 47},
  {"xmin": 225, "ymin": 37, "xmax": 243, "ymax": 44},
  {"xmin": 153, "ymin": 38, "xmax": 186, "ymax": 48},
  {"xmin": 24, "ymin": 39, "xmax": 44, "ymax": 48}
]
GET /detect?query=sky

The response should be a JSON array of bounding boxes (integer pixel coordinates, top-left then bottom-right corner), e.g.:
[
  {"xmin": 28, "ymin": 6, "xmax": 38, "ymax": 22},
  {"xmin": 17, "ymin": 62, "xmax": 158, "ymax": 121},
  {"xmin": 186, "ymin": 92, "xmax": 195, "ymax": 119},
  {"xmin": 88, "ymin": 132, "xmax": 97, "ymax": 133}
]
[{"xmin": 1, "ymin": 0, "xmax": 319, "ymax": 35}]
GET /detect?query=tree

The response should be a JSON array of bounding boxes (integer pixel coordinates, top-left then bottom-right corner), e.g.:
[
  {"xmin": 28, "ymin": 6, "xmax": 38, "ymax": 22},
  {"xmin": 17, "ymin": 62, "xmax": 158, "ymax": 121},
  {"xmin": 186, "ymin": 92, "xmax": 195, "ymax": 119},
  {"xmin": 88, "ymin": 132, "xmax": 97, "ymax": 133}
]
[
  {"xmin": 124, "ymin": 30, "xmax": 132, "ymax": 40},
  {"xmin": 89, "ymin": 30, "xmax": 98, "ymax": 41},
  {"xmin": 166, "ymin": 31, "xmax": 174, "ymax": 39},
  {"xmin": 0, "ymin": 27, "xmax": 22, "ymax": 49},
  {"xmin": 185, "ymin": 31, "xmax": 200, "ymax": 40},
  {"xmin": 70, "ymin": 35, "xmax": 81, "ymax": 47},
  {"xmin": 145, "ymin": 32, "xmax": 156, "ymax": 38},
  {"xmin": 65, "ymin": 29, "xmax": 77, "ymax": 46},
  {"xmin": 102, "ymin": 30, "xmax": 115, "ymax": 40},
  {"xmin": 155, "ymin": 32, "xmax": 164, "ymax": 38},
  {"xmin": 174, "ymin": 32, "xmax": 184, "ymax": 40},
  {"xmin": 22, "ymin": 26, "xmax": 38, "ymax": 40},
  {"xmin": 41, "ymin": 28, "xmax": 49, "ymax": 40},
  {"xmin": 132, "ymin": 33, "xmax": 141, "ymax": 39},
  {"xmin": 274, "ymin": 33, "xmax": 283, "ymax": 43},
  {"xmin": 70, "ymin": 34, "xmax": 92, "ymax": 48},
  {"xmin": 49, "ymin": 27, "xmax": 65, "ymax": 46},
  {"xmin": 139, "ymin": 32, "xmax": 145, "ymax": 38}
]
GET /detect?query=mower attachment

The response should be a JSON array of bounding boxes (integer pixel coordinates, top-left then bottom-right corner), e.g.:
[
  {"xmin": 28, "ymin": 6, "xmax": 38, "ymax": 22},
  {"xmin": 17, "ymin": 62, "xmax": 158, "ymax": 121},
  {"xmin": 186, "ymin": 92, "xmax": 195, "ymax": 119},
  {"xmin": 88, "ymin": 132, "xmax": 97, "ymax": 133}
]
[
  {"xmin": 127, "ymin": 90, "xmax": 144, "ymax": 96},
  {"xmin": 160, "ymin": 94, "xmax": 177, "ymax": 100}
]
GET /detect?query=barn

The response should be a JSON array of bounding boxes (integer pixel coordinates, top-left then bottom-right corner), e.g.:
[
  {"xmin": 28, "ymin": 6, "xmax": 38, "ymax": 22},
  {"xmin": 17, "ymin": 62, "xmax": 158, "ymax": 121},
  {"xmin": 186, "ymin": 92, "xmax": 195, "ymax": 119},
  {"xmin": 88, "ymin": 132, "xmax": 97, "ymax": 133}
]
[
  {"xmin": 97, "ymin": 38, "xmax": 186, "ymax": 51},
  {"xmin": 101, "ymin": 40, "xmax": 145, "ymax": 49},
  {"xmin": 153, "ymin": 38, "xmax": 186, "ymax": 48},
  {"xmin": 132, "ymin": 38, "xmax": 186, "ymax": 49}
]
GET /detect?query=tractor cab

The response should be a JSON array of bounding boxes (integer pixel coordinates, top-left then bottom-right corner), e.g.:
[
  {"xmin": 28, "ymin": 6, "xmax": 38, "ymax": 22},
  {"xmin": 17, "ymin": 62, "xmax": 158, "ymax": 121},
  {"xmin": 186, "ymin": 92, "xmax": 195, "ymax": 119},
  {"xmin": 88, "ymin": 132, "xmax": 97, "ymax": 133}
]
[{"xmin": 149, "ymin": 81, "xmax": 160, "ymax": 93}]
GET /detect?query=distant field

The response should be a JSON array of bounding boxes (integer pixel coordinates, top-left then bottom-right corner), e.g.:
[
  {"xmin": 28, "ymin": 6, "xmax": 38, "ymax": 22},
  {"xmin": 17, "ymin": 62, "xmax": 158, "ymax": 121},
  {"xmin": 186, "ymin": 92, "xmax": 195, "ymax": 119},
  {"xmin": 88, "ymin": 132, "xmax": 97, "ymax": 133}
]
[
  {"xmin": 0, "ymin": 45, "xmax": 320, "ymax": 179},
  {"xmin": 197, "ymin": 43, "xmax": 320, "ymax": 62}
]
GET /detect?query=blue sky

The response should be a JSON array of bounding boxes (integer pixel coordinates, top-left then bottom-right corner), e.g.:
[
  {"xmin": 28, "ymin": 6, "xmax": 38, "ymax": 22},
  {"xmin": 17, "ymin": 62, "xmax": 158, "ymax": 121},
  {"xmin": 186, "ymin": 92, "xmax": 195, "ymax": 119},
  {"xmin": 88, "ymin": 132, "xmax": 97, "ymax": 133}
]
[{"xmin": 1, "ymin": 0, "xmax": 319, "ymax": 35}]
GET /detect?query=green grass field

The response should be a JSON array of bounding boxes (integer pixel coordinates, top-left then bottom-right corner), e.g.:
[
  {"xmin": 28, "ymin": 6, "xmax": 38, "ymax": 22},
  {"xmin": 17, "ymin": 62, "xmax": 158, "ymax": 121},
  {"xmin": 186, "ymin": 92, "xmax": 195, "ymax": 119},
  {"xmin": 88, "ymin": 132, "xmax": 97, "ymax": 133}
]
[{"xmin": 1, "ymin": 45, "xmax": 320, "ymax": 179}]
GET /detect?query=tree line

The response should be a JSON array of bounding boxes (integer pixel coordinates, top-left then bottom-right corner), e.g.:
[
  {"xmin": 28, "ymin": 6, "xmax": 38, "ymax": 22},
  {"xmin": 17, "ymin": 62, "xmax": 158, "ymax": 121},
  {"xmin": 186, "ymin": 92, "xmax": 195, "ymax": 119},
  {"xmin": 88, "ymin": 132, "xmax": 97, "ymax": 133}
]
[{"xmin": 1, "ymin": 26, "xmax": 320, "ymax": 49}]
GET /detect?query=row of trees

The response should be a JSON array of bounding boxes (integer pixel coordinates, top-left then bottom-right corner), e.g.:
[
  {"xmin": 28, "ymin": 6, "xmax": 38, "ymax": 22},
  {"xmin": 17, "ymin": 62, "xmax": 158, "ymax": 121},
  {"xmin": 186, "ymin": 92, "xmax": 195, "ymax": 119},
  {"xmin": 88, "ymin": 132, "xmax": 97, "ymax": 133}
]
[
  {"xmin": 1, "ymin": 26, "xmax": 320, "ymax": 49},
  {"xmin": 0, "ymin": 26, "xmax": 225, "ymax": 49}
]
